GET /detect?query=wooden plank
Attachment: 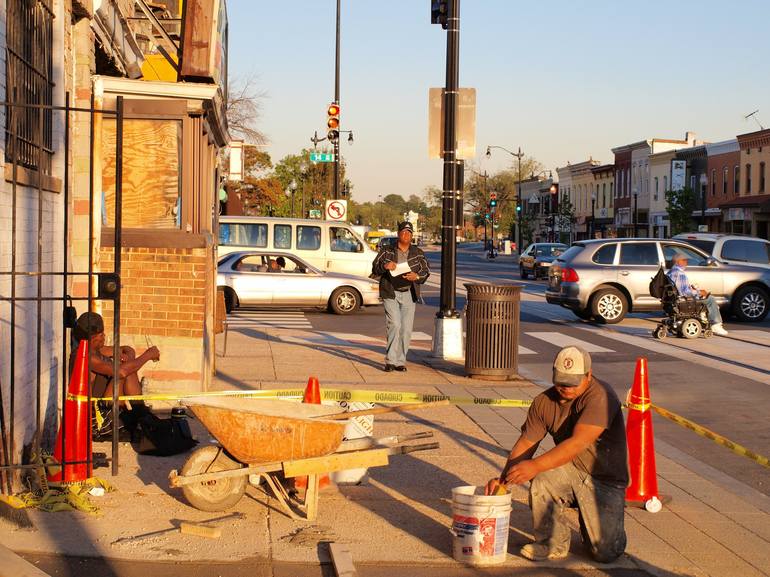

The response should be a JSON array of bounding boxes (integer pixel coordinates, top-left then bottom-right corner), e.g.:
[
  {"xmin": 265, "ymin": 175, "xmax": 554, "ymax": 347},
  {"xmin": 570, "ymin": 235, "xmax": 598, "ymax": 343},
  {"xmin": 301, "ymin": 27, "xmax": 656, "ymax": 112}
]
[
  {"xmin": 329, "ymin": 543, "xmax": 359, "ymax": 577},
  {"xmin": 283, "ymin": 448, "xmax": 390, "ymax": 478},
  {"xmin": 305, "ymin": 474, "xmax": 319, "ymax": 522},
  {"xmin": 179, "ymin": 521, "xmax": 221, "ymax": 539}
]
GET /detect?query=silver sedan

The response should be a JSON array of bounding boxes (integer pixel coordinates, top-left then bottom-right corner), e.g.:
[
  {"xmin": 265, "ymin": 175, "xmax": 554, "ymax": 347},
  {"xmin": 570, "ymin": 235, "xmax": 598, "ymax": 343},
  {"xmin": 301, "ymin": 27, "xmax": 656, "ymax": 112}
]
[{"xmin": 217, "ymin": 251, "xmax": 381, "ymax": 315}]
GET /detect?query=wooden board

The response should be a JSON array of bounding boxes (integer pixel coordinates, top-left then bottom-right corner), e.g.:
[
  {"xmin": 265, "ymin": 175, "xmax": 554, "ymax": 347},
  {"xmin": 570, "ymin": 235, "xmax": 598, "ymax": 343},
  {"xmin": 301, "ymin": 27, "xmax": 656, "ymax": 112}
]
[
  {"xmin": 283, "ymin": 448, "xmax": 390, "ymax": 478},
  {"xmin": 329, "ymin": 543, "xmax": 358, "ymax": 577}
]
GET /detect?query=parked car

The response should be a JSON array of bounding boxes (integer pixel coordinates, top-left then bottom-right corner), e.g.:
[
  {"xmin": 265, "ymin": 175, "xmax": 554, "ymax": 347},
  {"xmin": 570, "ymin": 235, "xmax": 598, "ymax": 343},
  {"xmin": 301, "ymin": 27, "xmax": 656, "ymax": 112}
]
[
  {"xmin": 545, "ymin": 239, "xmax": 770, "ymax": 323},
  {"xmin": 519, "ymin": 243, "xmax": 568, "ymax": 279},
  {"xmin": 377, "ymin": 236, "xmax": 398, "ymax": 251},
  {"xmin": 217, "ymin": 251, "xmax": 381, "ymax": 315},
  {"xmin": 673, "ymin": 233, "xmax": 770, "ymax": 269}
]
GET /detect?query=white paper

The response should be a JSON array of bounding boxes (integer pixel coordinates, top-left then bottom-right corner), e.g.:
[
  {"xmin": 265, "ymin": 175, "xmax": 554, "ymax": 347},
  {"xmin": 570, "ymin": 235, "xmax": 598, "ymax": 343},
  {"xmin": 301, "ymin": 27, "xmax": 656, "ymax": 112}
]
[{"xmin": 392, "ymin": 261, "xmax": 412, "ymax": 276}]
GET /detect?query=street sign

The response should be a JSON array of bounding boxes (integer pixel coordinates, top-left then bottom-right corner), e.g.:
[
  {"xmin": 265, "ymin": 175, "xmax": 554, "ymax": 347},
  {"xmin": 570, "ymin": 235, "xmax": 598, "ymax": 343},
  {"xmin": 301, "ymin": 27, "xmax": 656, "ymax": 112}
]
[
  {"xmin": 325, "ymin": 199, "xmax": 347, "ymax": 221},
  {"xmin": 309, "ymin": 209, "xmax": 322, "ymax": 219},
  {"xmin": 310, "ymin": 152, "xmax": 335, "ymax": 163}
]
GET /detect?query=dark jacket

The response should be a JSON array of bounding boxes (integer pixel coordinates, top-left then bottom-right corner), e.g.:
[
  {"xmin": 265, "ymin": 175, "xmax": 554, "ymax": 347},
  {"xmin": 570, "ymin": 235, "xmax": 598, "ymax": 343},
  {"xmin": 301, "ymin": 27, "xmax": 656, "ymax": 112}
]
[{"xmin": 371, "ymin": 243, "xmax": 430, "ymax": 302}]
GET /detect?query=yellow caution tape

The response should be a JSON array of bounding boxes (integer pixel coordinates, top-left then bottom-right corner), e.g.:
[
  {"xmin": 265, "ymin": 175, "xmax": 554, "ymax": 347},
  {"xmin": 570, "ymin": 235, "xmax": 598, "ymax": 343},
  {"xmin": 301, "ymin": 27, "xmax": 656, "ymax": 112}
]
[
  {"xmin": 0, "ymin": 477, "xmax": 115, "ymax": 515},
  {"xmin": 648, "ymin": 403, "xmax": 769, "ymax": 470},
  {"xmin": 69, "ymin": 388, "xmax": 535, "ymax": 408},
  {"xmin": 626, "ymin": 401, "xmax": 651, "ymax": 412}
]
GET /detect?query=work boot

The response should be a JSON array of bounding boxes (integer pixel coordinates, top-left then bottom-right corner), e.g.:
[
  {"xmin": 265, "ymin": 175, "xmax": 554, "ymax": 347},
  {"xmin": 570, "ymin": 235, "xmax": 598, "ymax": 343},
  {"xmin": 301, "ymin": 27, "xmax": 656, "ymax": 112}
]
[
  {"xmin": 711, "ymin": 323, "xmax": 729, "ymax": 336},
  {"xmin": 520, "ymin": 543, "xmax": 569, "ymax": 562}
]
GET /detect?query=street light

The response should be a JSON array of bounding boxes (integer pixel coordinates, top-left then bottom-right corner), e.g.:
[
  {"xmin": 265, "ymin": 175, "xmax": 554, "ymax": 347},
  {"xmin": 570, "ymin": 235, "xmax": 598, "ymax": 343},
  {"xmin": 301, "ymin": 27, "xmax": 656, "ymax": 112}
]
[
  {"xmin": 699, "ymin": 173, "xmax": 708, "ymax": 230},
  {"xmin": 286, "ymin": 180, "xmax": 297, "ymax": 218},
  {"xmin": 486, "ymin": 145, "xmax": 524, "ymax": 251},
  {"xmin": 299, "ymin": 162, "xmax": 308, "ymax": 218}
]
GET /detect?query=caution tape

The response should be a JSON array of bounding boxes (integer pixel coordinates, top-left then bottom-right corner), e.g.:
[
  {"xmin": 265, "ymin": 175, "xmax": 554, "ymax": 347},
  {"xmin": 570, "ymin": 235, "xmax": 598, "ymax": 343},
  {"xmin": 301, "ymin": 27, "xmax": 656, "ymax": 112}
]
[
  {"xmin": 648, "ymin": 403, "xmax": 769, "ymax": 470},
  {"xmin": 69, "ymin": 388, "xmax": 535, "ymax": 408},
  {"xmin": 0, "ymin": 477, "xmax": 115, "ymax": 515}
]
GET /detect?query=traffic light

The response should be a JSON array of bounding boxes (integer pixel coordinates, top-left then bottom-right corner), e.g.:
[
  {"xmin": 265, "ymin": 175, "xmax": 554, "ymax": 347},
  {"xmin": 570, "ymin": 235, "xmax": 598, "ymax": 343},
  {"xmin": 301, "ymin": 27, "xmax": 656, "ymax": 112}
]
[
  {"xmin": 431, "ymin": 0, "xmax": 448, "ymax": 29},
  {"xmin": 516, "ymin": 204, "xmax": 522, "ymax": 213},
  {"xmin": 327, "ymin": 103, "xmax": 340, "ymax": 142},
  {"xmin": 489, "ymin": 191, "xmax": 497, "ymax": 209}
]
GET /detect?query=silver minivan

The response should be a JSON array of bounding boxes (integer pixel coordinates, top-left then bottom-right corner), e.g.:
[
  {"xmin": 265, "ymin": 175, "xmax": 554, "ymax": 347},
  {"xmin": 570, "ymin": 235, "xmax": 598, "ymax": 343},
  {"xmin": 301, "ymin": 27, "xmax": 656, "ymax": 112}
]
[
  {"xmin": 545, "ymin": 239, "xmax": 770, "ymax": 323},
  {"xmin": 218, "ymin": 216, "xmax": 377, "ymax": 278}
]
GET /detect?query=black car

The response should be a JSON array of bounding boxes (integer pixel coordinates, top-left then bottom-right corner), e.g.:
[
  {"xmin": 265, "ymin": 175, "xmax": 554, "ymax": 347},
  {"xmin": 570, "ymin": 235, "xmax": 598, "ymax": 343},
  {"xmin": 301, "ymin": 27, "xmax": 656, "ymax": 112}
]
[{"xmin": 519, "ymin": 243, "xmax": 568, "ymax": 279}]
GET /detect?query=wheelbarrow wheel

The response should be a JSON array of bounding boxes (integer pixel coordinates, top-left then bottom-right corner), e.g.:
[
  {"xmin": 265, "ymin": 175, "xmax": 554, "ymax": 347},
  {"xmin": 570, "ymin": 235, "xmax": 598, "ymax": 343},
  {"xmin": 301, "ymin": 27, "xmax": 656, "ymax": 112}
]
[{"xmin": 181, "ymin": 446, "xmax": 246, "ymax": 512}]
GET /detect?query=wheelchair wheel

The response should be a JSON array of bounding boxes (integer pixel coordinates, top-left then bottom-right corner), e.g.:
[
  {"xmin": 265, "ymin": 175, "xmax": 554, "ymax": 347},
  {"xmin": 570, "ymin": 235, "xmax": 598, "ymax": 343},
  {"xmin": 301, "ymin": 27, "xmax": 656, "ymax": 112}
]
[
  {"xmin": 680, "ymin": 318, "xmax": 701, "ymax": 339},
  {"xmin": 703, "ymin": 328, "xmax": 713, "ymax": 339},
  {"xmin": 653, "ymin": 325, "xmax": 667, "ymax": 340}
]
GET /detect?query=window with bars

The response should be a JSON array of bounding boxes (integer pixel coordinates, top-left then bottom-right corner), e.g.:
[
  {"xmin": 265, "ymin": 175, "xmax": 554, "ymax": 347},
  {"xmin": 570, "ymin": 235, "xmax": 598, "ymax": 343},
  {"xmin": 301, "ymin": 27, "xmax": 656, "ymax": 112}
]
[{"xmin": 5, "ymin": 0, "xmax": 55, "ymax": 174}]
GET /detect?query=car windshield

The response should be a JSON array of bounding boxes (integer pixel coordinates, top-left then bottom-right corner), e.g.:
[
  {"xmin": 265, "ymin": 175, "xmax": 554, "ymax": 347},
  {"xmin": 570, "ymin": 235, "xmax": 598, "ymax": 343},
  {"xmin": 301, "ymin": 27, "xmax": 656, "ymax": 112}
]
[
  {"xmin": 555, "ymin": 244, "xmax": 584, "ymax": 263},
  {"xmin": 680, "ymin": 239, "xmax": 715, "ymax": 254}
]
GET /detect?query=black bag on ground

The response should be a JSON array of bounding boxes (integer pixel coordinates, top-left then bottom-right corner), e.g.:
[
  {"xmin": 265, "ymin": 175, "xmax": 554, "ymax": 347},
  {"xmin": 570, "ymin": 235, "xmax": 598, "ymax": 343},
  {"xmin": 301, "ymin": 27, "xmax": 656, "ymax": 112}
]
[
  {"xmin": 135, "ymin": 409, "xmax": 198, "ymax": 456},
  {"xmin": 649, "ymin": 266, "xmax": 668, "ymax": 299}
]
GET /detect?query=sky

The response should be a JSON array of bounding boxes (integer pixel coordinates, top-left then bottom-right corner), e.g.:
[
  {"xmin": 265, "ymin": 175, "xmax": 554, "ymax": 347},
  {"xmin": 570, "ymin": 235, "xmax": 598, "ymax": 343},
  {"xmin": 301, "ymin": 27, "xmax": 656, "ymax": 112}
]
[{"xmin": 228, "ymin": 0, "xmax": 770, "ymax": 203}]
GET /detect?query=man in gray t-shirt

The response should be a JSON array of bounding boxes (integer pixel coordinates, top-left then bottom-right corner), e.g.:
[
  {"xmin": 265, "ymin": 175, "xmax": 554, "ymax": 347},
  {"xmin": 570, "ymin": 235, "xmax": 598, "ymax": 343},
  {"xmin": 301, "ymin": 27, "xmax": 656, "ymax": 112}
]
[{"xmin": 486, "ymin": 346, "xmax": 628, "ymax": 563}]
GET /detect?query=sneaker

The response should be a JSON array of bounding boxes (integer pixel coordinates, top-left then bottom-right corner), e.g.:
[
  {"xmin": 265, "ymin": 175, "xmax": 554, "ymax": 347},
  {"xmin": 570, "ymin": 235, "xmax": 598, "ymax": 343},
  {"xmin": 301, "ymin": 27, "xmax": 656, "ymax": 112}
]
[
  {"xmin": 520, "ymin": 543, "xmax": 569, "ymax": 561},
  {"xmin": 395, "ymin": 365, "xmax": 407, "ymax": 372},
  {"xmin": 384, "ymin": 363, "xmax": 395, "ymax": 372},
  {"xmin": 711, "ymin": 323, "xmax": 729, "ymax": 336}
]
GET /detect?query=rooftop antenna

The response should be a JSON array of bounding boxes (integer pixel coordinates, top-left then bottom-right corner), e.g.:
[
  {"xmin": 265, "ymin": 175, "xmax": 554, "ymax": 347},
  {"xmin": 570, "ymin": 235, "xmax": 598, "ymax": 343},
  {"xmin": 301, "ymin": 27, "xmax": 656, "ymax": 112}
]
[{"xmin": 745, "ymin": 110, "xmax": 765, "ymax": 130}]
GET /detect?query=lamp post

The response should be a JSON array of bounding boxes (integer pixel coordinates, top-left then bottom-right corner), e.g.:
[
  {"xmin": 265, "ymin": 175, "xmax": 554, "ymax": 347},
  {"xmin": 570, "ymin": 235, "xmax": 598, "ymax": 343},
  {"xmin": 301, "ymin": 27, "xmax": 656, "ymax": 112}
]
[
  {"xmin": 486, "ymin": 145, "xmax": 524, "ymax": 251},
  {"xmin": 591, "ymin": 191, "xmax": 596, "ymax": 239},
  {"xmin": 286, "ymin": 180, "xmax": 297, "ymax": 217},
  {"xmin": 699, "ymin": 172, "xmax": 708, "ymax": 230},
  {"xmin": 549, "ymin": 183, "xmax": 558, "ymax": 242},
  {"xmin": 298, "ymin": 162, "xmax": 308, "ymax": 218}
]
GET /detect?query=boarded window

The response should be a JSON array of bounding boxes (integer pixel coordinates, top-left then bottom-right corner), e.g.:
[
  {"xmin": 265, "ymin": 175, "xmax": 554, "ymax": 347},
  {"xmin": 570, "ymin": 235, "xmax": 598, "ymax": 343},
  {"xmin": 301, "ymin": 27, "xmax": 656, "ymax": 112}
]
[{"xmin": 102, "ymin": 119, "xmax": 182, "ymax": 229}]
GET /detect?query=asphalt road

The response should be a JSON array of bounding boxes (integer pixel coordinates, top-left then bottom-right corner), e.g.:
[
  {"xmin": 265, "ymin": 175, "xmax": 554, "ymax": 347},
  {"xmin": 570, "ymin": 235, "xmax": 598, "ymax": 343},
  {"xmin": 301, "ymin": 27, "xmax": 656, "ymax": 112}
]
[{"xmin": 302, "ymin": 243, "xmax": 770, "ymax": 498}]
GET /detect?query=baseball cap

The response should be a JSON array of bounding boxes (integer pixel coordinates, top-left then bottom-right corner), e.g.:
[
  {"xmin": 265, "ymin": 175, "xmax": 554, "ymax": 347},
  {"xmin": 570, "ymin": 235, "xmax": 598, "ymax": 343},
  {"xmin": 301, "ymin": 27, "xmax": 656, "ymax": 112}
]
[
  {"xmin": 398, "ymin": 221, "xmax": 414, "ymax": 233},
  {"xmin": 73, "ymin": 311, "xmax": 104, "ymax": 341},
  {"xmin": 552, "ymin": 346, "xmax": 591, "ymax": 387}
]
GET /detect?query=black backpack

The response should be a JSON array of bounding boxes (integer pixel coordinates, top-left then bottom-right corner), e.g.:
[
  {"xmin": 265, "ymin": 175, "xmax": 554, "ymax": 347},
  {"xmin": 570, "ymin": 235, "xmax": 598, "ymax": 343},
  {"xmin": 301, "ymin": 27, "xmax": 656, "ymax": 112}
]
[
  {"xmin": 649, "ymin": 266, "xmax": 668, "ymax": 299},
  {"xmin": 136, "ymin": 410, "xmax": 198, "ymax": 457}
]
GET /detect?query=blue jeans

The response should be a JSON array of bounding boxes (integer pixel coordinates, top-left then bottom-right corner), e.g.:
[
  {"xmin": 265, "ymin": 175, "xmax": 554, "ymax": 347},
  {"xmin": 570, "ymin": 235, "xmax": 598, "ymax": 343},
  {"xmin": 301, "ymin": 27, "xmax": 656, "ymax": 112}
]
[
  {"xmin": 702, "ymin": 295, "xmax": 723, "ymax": 325},
  {"xmin": 384, "ymin": 290, "xmax": 416, "ymax": 366},
  {"xmin": 529, "ymin": 463, "xmax": 627, "ymax": 563}
]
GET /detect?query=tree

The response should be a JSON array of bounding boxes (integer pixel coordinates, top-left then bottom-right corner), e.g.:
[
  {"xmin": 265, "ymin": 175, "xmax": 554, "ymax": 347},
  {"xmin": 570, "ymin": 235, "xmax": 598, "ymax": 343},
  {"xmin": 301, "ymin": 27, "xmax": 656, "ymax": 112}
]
[
  {"xmin": 666, "ymin": 187, "xmax": 696, "ymax": 235},
  {"xmin": 227, "ymin": 75, "xmax": 267, "ymax": 144},
  {"xmin": 273, "ymin": 149, "xmax": 348, "ymax": 218}
]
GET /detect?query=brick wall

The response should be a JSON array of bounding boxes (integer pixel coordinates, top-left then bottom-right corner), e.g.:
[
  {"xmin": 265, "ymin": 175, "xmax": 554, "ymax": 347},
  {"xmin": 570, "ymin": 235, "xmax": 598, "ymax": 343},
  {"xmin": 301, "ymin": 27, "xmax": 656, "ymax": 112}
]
[{"xmin": 99, "ymin": 246, "xmax": 210, "ymax": 392}]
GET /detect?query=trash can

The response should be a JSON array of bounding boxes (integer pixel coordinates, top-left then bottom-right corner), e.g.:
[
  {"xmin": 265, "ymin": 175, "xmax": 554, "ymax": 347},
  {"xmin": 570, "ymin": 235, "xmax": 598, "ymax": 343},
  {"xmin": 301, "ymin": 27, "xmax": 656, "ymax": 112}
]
[{"xmin": 464, "ymin": 284, "xmax": 522, "ymax": 380}]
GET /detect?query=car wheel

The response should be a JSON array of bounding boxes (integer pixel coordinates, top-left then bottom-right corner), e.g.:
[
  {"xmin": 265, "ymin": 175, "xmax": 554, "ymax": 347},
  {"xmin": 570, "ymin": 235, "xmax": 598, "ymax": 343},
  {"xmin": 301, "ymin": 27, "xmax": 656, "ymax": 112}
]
[
  {"xmin": 680, "ymin": 318, "xmax": 701, "ymax": 339},
  {"xmin": 329, "ymin": 287, "xmax": 361, "ymax": 315},
  {"xmin": 732, "ymin": 285, "xmax": 769, "ymax": 322},
  {"xmin": 222, "ymin": 288, "xmax": 237, "ymax": 313},
  {"xmin": 519, "ymin": 266, "xmax": 529, "ymax": 279},
  {"xmin": 572, "ymin": 308, "xmax": 594, "ymax": 321},
  {"xmin": 591, "ymin": 288, "xmax": 627, "ymax": 324}
]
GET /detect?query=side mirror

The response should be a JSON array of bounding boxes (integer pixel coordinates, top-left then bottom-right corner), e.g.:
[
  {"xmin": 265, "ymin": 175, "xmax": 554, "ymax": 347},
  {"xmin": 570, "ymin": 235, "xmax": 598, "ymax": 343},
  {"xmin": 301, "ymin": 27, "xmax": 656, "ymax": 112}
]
[{"xmin": 705, "ymin": 257, "xmax": 718, "ymax": 267}]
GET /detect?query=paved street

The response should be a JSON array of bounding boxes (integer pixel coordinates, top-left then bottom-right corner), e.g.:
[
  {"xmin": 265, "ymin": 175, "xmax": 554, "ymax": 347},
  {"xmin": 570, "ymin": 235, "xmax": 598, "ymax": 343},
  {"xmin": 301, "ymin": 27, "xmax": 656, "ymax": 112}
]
[{"xmin": 284, "ymin": 244, "xmax": 770, "ymax": 497}]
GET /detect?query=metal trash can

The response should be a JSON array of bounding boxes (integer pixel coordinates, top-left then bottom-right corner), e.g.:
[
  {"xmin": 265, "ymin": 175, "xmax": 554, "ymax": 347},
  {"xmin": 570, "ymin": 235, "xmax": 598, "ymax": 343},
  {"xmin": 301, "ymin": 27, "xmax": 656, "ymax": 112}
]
[{"xmin": 464, "ymin": 284, "xmax": 522, "ymax": 380}]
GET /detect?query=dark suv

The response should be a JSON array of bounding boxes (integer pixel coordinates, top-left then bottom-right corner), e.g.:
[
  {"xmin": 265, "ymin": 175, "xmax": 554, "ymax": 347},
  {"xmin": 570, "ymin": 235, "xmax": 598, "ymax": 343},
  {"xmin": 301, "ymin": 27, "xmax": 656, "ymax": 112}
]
[{"xmin": 545, "ymin": 239, "xmax": 770, "ymax": 323}]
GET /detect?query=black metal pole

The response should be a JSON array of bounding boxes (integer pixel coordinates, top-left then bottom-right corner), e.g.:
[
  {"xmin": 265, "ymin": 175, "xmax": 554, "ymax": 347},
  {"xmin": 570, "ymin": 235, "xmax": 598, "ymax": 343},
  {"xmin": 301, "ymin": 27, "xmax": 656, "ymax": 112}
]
[
  {"xmin": 333, "ymin": 0, "xmax": 340, "ymax": 200},
  {"xmin": 112, "ymin": 96, "xmax": 124, "ymax": 475},
  {"xmin": 438, "ymin": 0, "xmax": 460, "ymax": 318},
  {"xmin": 517, "ymin": 150, "xmax": 522, "ymax": 252},
  {"xmin": 633, "ymin": 192, "xmax": 638, "ymax": 237}
]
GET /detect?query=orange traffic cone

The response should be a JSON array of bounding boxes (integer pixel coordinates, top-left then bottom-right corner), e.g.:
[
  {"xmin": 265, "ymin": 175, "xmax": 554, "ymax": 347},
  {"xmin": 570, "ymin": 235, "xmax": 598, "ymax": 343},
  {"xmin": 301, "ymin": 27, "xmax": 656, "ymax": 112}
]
[
  {"xmin": 625, "ymin": 357, "xmax": 662, "ymax": 512},
  {"xmin": 48, "ymin": 340, "xmax": 92, "ymax": 483},
  {"xmin": 294, "ymin": 376, "xmax": 331, "ymax": 491}
]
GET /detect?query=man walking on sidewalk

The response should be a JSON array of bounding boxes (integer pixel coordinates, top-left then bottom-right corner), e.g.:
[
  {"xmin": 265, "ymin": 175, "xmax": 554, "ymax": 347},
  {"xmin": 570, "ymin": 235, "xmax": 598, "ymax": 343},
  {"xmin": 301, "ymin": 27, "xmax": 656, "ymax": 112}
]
[
  {"xmin": 486, "ymin": 346, "xmax": 628, "ymax": 563},
  {"xmin": 371, "ymin": 221, "xmax": 430, "ymax": 372}
]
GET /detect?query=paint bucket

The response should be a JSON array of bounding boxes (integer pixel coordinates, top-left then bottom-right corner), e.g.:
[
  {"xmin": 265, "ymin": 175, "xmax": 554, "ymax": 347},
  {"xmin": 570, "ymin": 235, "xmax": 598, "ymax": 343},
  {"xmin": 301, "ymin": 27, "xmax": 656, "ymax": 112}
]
[{"xmin": 450, "ymin": 485, "xmax": 511, "ymax": 565}]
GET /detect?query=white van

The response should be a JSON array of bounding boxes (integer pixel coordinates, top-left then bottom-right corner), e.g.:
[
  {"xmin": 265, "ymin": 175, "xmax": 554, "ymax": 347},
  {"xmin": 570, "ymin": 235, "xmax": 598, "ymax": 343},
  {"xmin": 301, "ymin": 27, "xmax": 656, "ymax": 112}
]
[{"xmin": 218, "ymin": 216, "xmax": 377, "ymax": 278}]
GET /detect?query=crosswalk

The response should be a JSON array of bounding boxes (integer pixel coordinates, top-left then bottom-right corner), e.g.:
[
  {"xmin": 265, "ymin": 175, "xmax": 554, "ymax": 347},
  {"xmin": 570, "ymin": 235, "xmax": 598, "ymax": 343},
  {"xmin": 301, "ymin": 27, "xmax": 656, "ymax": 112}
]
[{"xmin": 226, "ymin": 310, "xmax": 312, "ymax": 329}]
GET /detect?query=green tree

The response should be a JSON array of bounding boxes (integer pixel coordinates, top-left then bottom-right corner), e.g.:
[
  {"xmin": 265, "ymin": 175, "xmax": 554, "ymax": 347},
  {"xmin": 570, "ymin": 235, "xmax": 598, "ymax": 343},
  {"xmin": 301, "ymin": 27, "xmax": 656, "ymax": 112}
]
[
  {"xmin": 273, "ymin": 149, "xmax": 348, "ymax": 218},
  {"xmin": 666, "ymin": 187, "xmax": 696, "ymax": 235}
]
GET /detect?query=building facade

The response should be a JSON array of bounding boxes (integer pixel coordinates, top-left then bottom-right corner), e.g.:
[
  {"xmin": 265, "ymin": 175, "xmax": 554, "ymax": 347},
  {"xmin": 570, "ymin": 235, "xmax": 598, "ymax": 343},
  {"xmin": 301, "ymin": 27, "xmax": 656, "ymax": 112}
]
[
  {"xmin": 590, "ymin": 164, "xmax": 614, "ymax": 237},
  {"xmin": 729, "ymin": 129, "xmax": 770, "ymax": 239},
  {"xmin": 705, "ymin": 139, "xmax": 740, "ymax": 233}
]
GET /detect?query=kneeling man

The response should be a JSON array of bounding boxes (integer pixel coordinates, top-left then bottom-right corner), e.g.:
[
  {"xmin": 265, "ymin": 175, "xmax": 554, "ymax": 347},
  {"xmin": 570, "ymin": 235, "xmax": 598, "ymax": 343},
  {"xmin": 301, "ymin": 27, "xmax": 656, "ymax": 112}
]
[{"xmin": 487, "ymin": 346, "xmax": 627, "ymax": 563}]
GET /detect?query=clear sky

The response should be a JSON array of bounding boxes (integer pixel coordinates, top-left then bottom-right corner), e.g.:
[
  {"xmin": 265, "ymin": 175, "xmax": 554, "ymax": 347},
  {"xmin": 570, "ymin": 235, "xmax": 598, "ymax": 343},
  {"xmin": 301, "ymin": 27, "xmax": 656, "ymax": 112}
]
[{"xmin": 228, "ymin": 0, "xmax": 770, "ymax": 203}]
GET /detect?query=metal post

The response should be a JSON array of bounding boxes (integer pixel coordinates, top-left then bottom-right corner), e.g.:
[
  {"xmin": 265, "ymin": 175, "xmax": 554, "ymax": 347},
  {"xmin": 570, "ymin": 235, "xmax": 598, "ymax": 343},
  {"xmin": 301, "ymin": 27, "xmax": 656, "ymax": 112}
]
[
  {"xmin": 112, "ymin": 96, "xmax": 124, "ymax": 475},
  {"xmin": 438, "ymin": 0, "xmax": 460, "ymax": 318},
  {"xmin": 516, "ymin": 148, "xmax": 523, "ymax": 252},
  {"xmin": 633, "ymin": 192, "xmax": 638, "ymax": 237},
  {"xmin": 333, "ymin": 0, "xmax": 341, "ymax": 200}
]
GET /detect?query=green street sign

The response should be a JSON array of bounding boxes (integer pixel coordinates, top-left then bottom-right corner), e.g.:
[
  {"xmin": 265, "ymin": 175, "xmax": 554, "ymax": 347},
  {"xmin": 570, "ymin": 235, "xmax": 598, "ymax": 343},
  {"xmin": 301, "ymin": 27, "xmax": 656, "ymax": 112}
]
[{"xmin": 309, "ymin": 152, "xmax": 335, "ymax": 163}]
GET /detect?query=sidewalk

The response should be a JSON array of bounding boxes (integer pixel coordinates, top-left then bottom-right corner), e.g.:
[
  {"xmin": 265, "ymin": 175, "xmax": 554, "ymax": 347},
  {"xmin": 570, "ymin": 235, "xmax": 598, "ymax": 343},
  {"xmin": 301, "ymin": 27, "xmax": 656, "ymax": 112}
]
[{"xmin": 1, "ymin": 323, "xmax": 769, "ymax": 576}]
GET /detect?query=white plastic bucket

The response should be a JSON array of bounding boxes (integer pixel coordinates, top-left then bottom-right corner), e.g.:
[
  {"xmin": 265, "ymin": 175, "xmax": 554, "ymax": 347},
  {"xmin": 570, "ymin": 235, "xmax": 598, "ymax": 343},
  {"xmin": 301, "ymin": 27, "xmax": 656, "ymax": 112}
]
[
  {"xmin": 329, "ymin": 401, "xmax": 374, "ymax": 484},
  {"xmin": 450, "ymin": 485, "xmax": 511, "ymax": 565}
]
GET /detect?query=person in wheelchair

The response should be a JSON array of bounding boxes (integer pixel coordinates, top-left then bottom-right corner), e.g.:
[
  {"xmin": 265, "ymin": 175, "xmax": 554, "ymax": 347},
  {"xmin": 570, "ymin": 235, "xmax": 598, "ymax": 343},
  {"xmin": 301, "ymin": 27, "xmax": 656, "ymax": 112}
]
[{"xmin": 666, "ymin": 251, "xmax": 728, "ymax": 336}]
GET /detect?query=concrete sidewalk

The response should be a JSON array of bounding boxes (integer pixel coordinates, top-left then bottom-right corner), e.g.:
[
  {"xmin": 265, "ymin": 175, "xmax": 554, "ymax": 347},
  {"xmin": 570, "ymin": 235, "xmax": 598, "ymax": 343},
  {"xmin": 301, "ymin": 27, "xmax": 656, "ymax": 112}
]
[{"xmin": 1, "ymin": 323, "xmax": 769, "ymax": 576}]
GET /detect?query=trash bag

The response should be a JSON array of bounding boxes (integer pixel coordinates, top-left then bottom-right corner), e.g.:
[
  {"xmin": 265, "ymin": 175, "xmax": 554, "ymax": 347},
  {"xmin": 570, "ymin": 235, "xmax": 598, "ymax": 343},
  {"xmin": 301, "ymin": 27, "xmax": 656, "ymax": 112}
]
[{"xmin": 136, "ymin": 410, "xmax": 198, "ymax": 457}]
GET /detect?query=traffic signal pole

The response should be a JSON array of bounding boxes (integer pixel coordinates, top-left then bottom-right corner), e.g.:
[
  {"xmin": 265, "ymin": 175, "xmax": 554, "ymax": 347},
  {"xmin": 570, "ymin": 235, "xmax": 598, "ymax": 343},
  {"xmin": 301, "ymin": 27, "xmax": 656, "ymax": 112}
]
[
  {"xmin": 431, "ymin": 0, "xmax": 464, "ymax": 360},
  {"xmin": 438, "ymin": 0, "xmax": 460, "ymax": 319},
  {"xmin": 333, "ymin": 0, "xmax": 341, "ymax": 200}
]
